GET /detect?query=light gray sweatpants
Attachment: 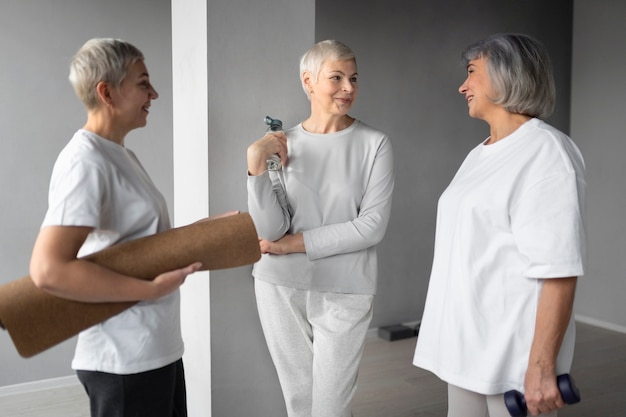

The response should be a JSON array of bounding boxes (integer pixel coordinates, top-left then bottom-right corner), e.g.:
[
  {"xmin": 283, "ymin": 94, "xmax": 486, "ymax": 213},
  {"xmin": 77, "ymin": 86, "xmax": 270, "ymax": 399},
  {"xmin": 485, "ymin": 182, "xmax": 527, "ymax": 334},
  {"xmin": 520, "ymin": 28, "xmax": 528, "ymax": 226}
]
[
  {"xmin": 448, "ymin": 384, "xmax": 558, "ymax": 417},
  {"xmin": 255, "ymin": 279, "xmax": 374, "ymax": 417}
]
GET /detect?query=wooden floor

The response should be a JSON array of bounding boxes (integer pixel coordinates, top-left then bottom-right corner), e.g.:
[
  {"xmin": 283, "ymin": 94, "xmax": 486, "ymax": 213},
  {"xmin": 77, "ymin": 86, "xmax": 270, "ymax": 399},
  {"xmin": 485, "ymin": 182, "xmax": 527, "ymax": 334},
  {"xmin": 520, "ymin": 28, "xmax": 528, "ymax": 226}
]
[
  {"xmin": 354, "ymin": 321, "xmax": 626, "ymax": 417},
  {"xmin": 0, "ymin": 322, "xmax": 624, "ymax": 416},
  {"xmin": 0, "ymin": 383, "xmax": 88, "ymax": 417}
]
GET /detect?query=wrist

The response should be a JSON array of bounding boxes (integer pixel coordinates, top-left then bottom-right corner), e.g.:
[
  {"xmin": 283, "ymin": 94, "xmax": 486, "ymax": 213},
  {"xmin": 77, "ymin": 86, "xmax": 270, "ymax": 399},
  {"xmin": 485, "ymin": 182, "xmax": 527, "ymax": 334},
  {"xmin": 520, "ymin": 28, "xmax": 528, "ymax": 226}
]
[{"xmin": 527, "ymin": 357, "xmax": 557, "ymax": 376}]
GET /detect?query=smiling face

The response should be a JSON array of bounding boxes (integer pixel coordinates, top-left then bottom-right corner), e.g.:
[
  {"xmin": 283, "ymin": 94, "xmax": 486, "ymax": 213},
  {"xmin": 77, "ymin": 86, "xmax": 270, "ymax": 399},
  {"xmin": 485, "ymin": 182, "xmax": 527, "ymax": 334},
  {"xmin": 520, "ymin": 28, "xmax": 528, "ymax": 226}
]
[
  {"xmin": 110, "ymin": 59, "xmax": 158, "ymax": 132},
  {"xmin": 458, "ymin": 57, "xmax": 500, "ymax": 121},
  {"xmin": 305, "ymin": 58, "xmax": 358, "ymax": 117}
]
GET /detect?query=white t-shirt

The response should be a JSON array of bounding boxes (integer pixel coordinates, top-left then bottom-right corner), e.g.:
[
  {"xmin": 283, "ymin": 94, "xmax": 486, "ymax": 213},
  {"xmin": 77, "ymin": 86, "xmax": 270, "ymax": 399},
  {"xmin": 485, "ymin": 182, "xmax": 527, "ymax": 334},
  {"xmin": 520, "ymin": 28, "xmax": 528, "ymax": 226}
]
[
  {"xmin": 42, "ymin": 129, "xmax": 184, "ymax": 374},
  {"xmin": 247, "ymin": 120, "xmax": 394, "ymax": 295},
  {"xmin": 413, "ymin": 118, "xmax": 586, "ymax": 394}
]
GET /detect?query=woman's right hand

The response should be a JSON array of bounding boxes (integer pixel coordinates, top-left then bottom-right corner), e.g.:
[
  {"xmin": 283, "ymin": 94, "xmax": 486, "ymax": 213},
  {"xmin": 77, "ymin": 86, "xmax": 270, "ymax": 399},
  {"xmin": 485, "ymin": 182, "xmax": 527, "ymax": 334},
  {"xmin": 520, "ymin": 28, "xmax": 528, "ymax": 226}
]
[
  {"xmin": 147, "ymin": 261, "xmax": 203, "ymax": 300},
  {"xmin": 246, "ymin": 131, "xmax": 288, "ymax": 176}
]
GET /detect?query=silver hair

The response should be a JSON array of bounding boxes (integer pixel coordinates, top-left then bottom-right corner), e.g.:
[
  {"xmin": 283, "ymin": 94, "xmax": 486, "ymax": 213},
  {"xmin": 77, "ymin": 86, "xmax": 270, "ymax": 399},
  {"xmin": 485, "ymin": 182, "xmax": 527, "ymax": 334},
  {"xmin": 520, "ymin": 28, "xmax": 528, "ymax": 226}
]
[
  {"xmin": 462, "ymin": 33, "xmax": 556, "ymax": 119},
  {"xmin": 299, "ymin": 40, "xmax": 356, "ymax": 99},
  {"xmin": 69, "ymin": 38, "xmax": 144, "ymax": 109}
]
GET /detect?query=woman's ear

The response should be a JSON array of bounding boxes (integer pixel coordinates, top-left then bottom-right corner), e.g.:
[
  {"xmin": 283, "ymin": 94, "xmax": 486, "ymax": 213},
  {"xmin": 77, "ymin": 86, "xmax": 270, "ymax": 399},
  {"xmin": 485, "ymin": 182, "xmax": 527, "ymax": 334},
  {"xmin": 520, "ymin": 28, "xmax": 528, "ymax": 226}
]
[
  {"xmin": 95, "ymin": 81, "xmax": 113, "ymax": 107},
  {"xmin": 302, "ymin": 71, "xmax": 314, "ymax": 94}
]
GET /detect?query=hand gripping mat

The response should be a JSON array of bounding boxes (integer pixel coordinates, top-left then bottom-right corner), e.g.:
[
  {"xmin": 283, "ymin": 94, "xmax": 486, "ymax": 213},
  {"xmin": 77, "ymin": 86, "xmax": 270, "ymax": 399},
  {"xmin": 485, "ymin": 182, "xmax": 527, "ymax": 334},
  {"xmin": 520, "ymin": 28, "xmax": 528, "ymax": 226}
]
[{"xmin": 0, "ymin": 212, "xmax": 260, "ymax": 358}]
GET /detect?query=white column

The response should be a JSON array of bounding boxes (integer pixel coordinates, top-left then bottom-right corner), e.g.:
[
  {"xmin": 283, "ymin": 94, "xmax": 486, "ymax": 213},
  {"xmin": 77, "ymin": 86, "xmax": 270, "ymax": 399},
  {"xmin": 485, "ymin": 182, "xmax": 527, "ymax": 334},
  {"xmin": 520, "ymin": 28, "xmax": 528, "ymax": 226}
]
[{"xmin": 171, "ymin": 0, "xmax": 211, "ymax": 415}]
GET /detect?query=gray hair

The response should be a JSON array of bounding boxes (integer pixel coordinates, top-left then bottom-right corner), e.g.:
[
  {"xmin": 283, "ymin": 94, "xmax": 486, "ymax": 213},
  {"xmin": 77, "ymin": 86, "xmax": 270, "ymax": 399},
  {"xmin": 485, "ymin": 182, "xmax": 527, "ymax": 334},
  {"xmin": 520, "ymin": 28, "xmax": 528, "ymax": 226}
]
[
  {"xmin": 462, "ymin": 33, "xmax": 555, "ymax": 119},
  {"xmin": 299, "ymin": 40, "xmax": 356, "ymax": 99},
  {"xmin": 69, "ymin": 38, "xmax": 144, "ymax": 109}
]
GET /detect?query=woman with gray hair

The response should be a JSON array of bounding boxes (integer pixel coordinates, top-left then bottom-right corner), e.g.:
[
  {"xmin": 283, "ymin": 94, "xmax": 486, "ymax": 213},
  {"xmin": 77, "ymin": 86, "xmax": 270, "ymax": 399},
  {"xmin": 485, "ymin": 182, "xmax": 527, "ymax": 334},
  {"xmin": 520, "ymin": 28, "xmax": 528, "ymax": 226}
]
[
  {"xmin": 29, "ymin": 38, "xmax": 204, "ymax": 417},
  {"xmin": 246, "ymin": 39, "xmax": 394, "ymax": 417},
  {"xmin": 412, "ymin": 33, "xmax": 586, "ymax": 417}
]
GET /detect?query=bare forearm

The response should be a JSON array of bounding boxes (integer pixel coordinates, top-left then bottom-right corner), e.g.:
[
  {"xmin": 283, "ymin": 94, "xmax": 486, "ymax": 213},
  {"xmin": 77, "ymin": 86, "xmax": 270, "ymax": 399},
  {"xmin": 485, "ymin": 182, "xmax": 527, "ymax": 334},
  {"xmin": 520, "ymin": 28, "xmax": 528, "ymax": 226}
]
[
  {"xmin": 524, "ymin": 276, "xmax": 577, "ymax": 415},
  {"xmin": 32, "ymin": 259, "xmax": 159, "ymax": 302},
  {"xmin": 528, "ymin": 277, "xmax": 577, "ymax": 371},
  {"xmin": 30, "ymin": 225, "xmax": 199, "ymax": 304}
]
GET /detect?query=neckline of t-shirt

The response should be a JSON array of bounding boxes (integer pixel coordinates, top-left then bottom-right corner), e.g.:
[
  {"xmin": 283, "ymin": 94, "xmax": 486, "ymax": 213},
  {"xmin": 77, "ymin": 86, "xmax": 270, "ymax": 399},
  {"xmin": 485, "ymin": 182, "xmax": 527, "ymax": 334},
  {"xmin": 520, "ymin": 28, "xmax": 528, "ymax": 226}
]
[
  {"xmin": 297, "ymin": 119, "xmax": 359, "ymax": 137},
  {"xmin": 79, "ymin": 129, "xmax": 128, "ymax": 152},
  {"xmin": 479, "ymin": 118, "xmax": 539, "ymax": 154}
]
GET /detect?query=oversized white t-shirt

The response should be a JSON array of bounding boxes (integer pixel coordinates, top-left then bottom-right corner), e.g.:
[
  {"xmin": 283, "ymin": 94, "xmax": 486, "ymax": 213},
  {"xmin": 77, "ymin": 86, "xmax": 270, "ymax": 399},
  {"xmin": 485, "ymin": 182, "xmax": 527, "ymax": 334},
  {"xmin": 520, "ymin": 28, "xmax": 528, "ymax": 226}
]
[
  {"xmin": 247, "ymin": 120, "xmax": 394, "ymax": 295},
  {"xmin": 413, "ymin": 118, "xmax": 586, "ymax": 394},
  {"xmin": 42, "ymin": 129, "xmax": 184, "ymax": 374}
]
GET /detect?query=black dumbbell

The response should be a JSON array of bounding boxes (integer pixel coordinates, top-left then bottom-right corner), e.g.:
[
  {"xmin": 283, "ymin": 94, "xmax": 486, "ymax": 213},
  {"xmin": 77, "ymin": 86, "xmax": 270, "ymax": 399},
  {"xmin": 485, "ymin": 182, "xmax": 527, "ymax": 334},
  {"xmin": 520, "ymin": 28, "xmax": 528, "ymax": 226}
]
[{"xmin": 504, "ymin": 374, "xmax": 581, "ymax": 417}]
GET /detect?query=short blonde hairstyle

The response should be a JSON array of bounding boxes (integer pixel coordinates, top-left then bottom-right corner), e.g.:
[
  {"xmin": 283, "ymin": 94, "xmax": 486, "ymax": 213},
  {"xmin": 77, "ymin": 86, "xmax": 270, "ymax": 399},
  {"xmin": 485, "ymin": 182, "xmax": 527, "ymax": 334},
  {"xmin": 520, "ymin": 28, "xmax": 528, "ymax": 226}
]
[
  {"xmin": 69, "ymin": 38, "xmax": 144, "ymax": 109},
  {"xmin": 299, "ymin": 40, "xmax": 356, "ymax": 99}
]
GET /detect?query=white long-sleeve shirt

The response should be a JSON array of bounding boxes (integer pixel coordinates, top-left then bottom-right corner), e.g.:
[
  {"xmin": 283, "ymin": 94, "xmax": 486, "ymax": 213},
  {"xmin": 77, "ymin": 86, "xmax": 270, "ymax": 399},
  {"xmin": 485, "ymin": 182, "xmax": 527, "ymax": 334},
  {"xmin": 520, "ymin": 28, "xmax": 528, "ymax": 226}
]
[{"xmin": 247, "ymin": 120, "xmax": 394, "ymax": 295}]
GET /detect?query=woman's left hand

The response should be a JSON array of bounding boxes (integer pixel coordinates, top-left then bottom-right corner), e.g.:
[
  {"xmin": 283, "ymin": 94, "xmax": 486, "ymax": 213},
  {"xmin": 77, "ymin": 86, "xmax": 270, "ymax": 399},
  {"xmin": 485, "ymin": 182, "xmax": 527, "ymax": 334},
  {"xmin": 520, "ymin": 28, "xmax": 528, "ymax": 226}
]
[
  {"xmin": 523, "ymin": 366, "xmax": 565, "ymax": 416},
  {"xmin": 259, "ymin": 233, "xmax": 305, "ymax": 255}
]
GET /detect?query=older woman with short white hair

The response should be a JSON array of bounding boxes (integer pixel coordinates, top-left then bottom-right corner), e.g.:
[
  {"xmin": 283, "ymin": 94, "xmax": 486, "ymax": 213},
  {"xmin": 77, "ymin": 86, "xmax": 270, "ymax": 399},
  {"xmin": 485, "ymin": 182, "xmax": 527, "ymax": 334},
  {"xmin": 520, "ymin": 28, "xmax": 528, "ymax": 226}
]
[{"xmin": 247, "ymin": 39, "xmax": 395, "ymax": 417}]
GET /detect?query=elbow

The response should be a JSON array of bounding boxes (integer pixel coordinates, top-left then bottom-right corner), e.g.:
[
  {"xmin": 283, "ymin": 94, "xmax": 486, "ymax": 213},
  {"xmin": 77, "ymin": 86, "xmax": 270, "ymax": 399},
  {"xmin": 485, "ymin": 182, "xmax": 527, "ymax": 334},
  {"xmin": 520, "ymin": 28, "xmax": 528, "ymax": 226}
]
[
  {"xmin": 250, "ymin": 215, "xmax": 290, "ymax": 242},
  {"xmin": 365, "ymin": 223, "xmax": 389, "ymax": 247},
  {"xmin": 359, "ymin": 211, "xmax": 391, "ymax": 247},
  {"xmin": 29, "ymin": 260, "xmax": 59, "ymax": 292},
  {"xmin": 365, "ymin": 233, "xmax": 385, "ymax": 249},
  {"xmin": 259, "ymin": 230, "xmax": 287, "ymax": 242},
  {"xmin": 372, "ymin": 227, "xmax": 389, "ymax": 245}
]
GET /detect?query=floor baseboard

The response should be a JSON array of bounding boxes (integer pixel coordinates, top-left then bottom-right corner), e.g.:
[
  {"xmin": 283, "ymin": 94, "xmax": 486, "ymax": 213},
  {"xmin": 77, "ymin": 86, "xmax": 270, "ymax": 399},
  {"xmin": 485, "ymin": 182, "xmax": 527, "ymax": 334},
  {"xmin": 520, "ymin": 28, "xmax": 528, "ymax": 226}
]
[
  {"xmin": 575, "ymin": 314, "xmax": 626, "ymax": 334},
  {"xmin": 0, "ymin": 375, "xmax": 79, "ymax": 397}
]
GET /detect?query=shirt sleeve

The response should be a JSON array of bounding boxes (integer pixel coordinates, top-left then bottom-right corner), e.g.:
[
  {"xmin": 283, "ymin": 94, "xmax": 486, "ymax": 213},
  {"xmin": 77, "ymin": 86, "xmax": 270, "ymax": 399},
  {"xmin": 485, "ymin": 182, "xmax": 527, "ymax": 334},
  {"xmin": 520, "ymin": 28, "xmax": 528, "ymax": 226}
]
[
  {"xmin": 247, "ymin": 171, "xmax": 291, "ymax": 241},
  {"xmin": 511, "ymin": 170, "xmax": 586, "ymax": 279},
  {"xmin": 303, "ymin": 136, "xmax": 394, "ymax": 261},
  {"xmin": 42, "ymin": 155, "xmax": 105, "ymax": 229}
]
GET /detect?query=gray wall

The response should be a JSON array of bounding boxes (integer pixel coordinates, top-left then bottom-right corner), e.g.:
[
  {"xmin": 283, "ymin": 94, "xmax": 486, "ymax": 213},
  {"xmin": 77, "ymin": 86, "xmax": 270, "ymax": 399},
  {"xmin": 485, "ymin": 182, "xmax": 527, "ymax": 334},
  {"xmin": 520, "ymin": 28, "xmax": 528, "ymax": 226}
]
[
  {"xmin": 0, "ymin": 0, "xmax": 173, "ymax": 386},
  {"xmin": 570, "ymin": 1, "xmax": 626, "ymax": 330}
]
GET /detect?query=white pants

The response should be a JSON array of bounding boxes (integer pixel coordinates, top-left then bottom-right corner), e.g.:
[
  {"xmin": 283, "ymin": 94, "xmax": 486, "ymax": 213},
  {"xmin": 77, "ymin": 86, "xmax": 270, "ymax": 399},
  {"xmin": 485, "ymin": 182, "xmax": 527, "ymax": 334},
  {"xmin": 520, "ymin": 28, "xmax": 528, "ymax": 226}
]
[
  {"xmin": 255, "ymin": 279, "xmax": 374, "ymax": 417},
  {"xmin": 448, "ymin": 384, "xmax": 558, "ymax": 417}
]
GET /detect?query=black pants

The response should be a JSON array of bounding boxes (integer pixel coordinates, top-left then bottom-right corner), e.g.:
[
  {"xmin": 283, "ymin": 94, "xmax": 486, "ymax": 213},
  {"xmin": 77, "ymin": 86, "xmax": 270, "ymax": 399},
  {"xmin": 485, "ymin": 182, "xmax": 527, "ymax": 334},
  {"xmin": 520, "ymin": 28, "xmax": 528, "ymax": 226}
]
[{"xmin": 77, "ymin": 359, "xmax": 187, "ymax": 417}]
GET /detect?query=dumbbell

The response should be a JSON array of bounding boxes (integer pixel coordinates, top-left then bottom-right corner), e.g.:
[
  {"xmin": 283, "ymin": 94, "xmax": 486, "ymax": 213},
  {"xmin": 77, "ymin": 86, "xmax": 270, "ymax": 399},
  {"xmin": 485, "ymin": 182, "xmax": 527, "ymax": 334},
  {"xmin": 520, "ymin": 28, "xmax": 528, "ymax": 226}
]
[{"xmin": 504, "ymin": 374, "xmax": 581, "ymax": 417}]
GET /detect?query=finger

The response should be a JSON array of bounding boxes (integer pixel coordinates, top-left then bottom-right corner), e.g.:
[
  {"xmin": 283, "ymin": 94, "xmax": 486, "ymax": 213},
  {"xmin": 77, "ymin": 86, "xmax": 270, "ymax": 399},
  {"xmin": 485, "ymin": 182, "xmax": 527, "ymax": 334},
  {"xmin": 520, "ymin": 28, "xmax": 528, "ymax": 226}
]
[
  {"xmin": 527, "ymin": 404, "xmax": 542, "ymax": 416},
  {"xmin": 269, "ymin": 132, "xmax": 288, "ymax": 154},
  {"xmin": 276, "ymin": 142, "xmax": 289, "ymax": 166},
  {"xmin": 535, "ymin": 401, "xmax": 557, "ymax": 416},
  {"xmin": 211, "ymin": 210, "xmax": 239, "ymax": 219},
  {"xmin": 267, "ymin": 131, "xmax": 286, "ymax": 140},
  {"xmin": 185, "ymin": 262, "xmax": 203, "ymax": 273}
]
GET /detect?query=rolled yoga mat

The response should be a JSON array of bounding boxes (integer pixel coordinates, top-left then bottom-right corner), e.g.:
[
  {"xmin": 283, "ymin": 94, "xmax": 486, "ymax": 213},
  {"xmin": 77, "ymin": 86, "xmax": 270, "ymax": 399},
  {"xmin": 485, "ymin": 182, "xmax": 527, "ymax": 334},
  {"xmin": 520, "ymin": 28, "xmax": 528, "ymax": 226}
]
[{"xmin": 0, "ymin": 212, "xmax": 261, "ymax": 358}]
